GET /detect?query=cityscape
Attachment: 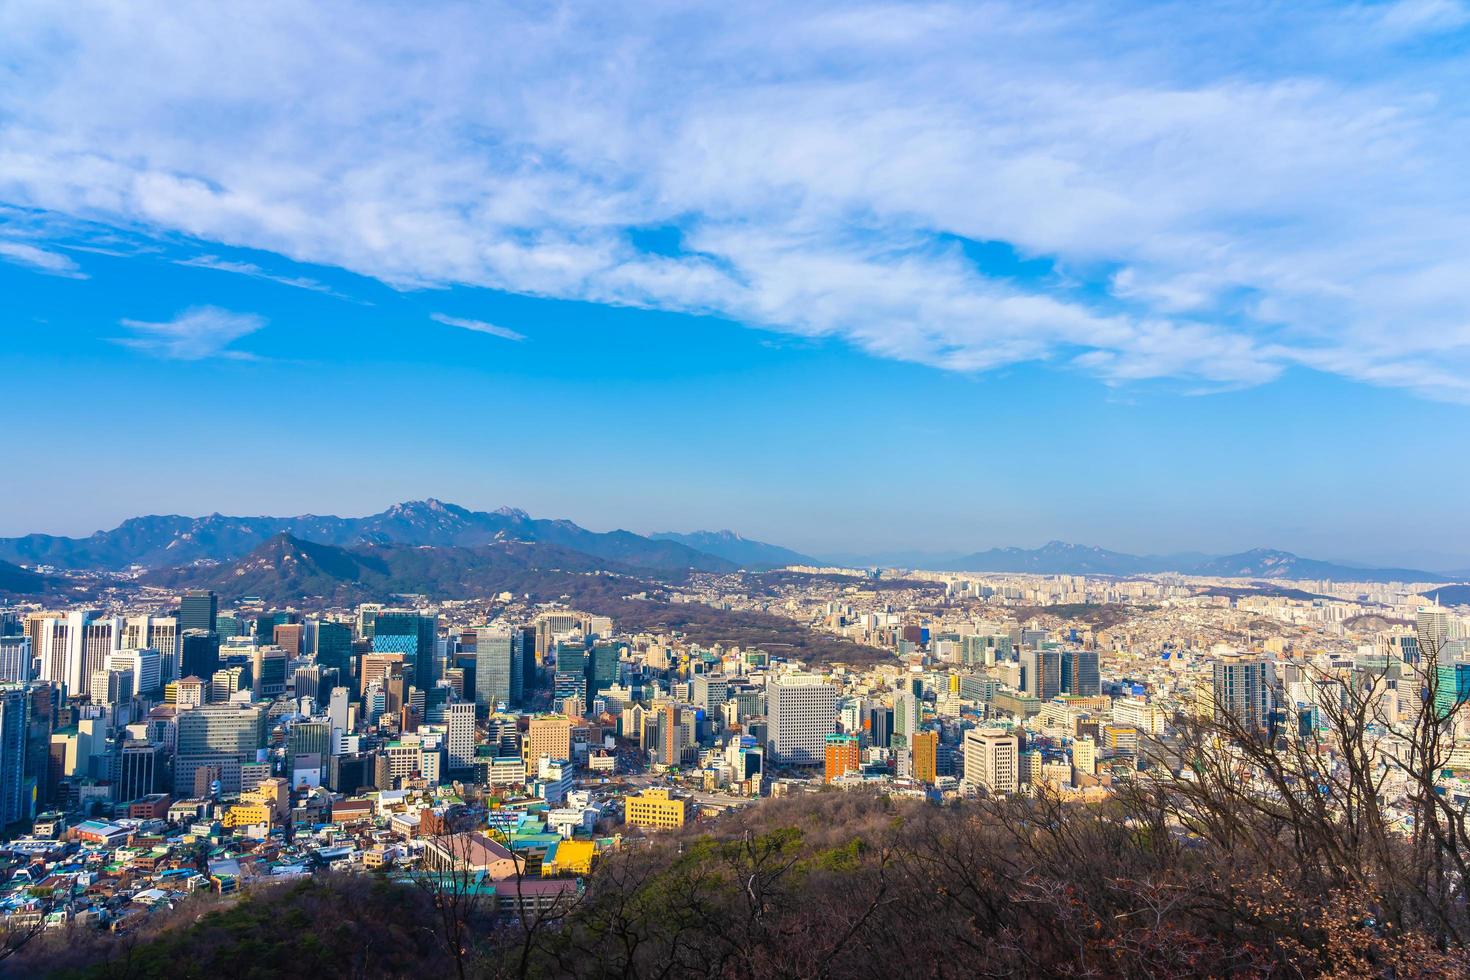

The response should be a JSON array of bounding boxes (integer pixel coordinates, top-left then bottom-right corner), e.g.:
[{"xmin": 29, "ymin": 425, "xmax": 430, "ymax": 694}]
[
  {"xmin": 1, "ymin": 501, "xmax": 1468, "ymax": 974},
  {"xmin": 5, "ymin": 1, "xmax": 1470, "ymax": 977}
]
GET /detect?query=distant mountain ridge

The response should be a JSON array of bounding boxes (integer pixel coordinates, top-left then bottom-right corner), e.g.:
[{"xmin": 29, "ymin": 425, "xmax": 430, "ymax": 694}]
[
  {"xmin": 934, "ymin": 543, "xmax": 1455, "ymax": 583},
  {"xmin": 650, "ymin": 530, "xmax": 817, "ymax": 570},
  {"xmin": 0, "ymin": 499, "xmax": 734, "ymax": 574}
]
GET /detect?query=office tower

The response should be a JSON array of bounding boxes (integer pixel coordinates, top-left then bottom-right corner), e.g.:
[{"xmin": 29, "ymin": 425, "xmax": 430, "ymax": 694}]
[
  {"xmin": 893, "ymin": 687, "xmax": 920, "ymax": 742},
  {"xmin": 90, "ymin": 668, "xmax": 135, "ymax": 710},
  {"xmin": 1212, "ymin": 655, "xmax": 1271, "ymax": 730},
  {"xmin": 107, "ymin": 648, "xmax": 161, "ymax": 697},
  {"xmin": 180, "ymin": 629, "xmax": 221, "ymax": 681},
  {"xmin": 1061, "ymin": 649, "xmax": 1101, "ymax": 697},
  {"xmin": 824, "ymin": 732, "xmax": 861, "ymax": 782},
  {"xmin": 475, "ymin": 626, "xmax": 513, "ymax": 710},
  {"xmin": 1021, "ymin": 649, "xmax": 1062, "ymax": 701},
  {"xmin": 288, "ymin": 720, "xmax": 331, "ymax": 762},
  {"xmin": 446, "ymin": 702, "xmax": 476, "ymax": 770},
  {"xmin": 251, "ymin": 647, "xmax": 288, "ymax": 699},
  {"xmin": 767, "ymin": 674, "xmax": 838, "ymax": 766},
  {"xmin": 512, "ymin": 625, "xmax": 536, "ymax": 705},
  {"xmin": 1417, "ymin": 605, "xmax": 1458, "ymax": 655},
  {"xmin": 357, "ymin": 603, "xmax": 384, "ymax": 641},
  {"xmin": 174, "ymin": 703, "xmax": 266, "ymax": 795},
  {"xmin": 315, "ymin": 621, "xmax": 353, "ymax": 673},
  {"xmin": 553, "ymin": 641, "xmax": 589, "ymax": 704},
  {"xmin": 526, "ymin": 715, "xmax": 572, "ymax": 766},
  {"xmin": 691, "ymin": 673, "xmax": 729, "ymax": 712},
  {"xmin": 372, "ymin": 612, "xmax": 438, "ymax": 688},
  {"xmin": 535, "ymin": 611, "xmax": 581, "ymax": 660},
  {"xmin": 866, "ymin": 703, "xmax": 894, "ymax": 748},
  {"xmin": 963, "ymin": 727, "xmax": 1019, "ymax": 795},
  {"xmin": 0, "ymin": 687, "xmax": 29, "ymax": 825},
  {"xmin": 122, "ymin": 617, "xmax": 178, "ymax": 682},
  {"xmin": 911, "ymin": 729, "xmax": 938, "ymax": 784},
  {"xmin": 273, "ymin": 623, "xmax": 304, "ymax": 657},
  {"xmin": 216, "ymin": 614, "xmax": 244, "ymax": 642},
  {"xmin": 293, "ymin": 665, "xmax": 323, "ymax": 703},
  {"xmin": 255, "ymin": 611, "xmax": 295, "ymax": 643},
  {"xmin": 327, "ymin": 686, "xmax": 351, "ymax": 738},
  {"xmin": 117, "ymin": 741, "xmax": 164, "ymax": 803},
  {"xmin": 209, "ymin": 666, "xmax": 243, "ymax": 702},
  {"xmin": 179, "ymin": 591, "xmax": 218, "ymax": 634},
  {"xmin": 588, "ymin": 641, "xmax": 618, "ymax": 698},
  {"xmin": 0, "ymin": 636, "xmax": 32, "ymax": 683}
]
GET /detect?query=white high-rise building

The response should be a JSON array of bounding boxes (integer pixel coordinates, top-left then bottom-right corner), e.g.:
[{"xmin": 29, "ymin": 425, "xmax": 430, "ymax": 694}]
[
  {"xmin": 125, "ymin": 616, "xmax": 179, "ymax": 682},
  {"xmin": 767, "ymin": 673, "xmax": 837, "ymax": 766},
  {"xmin": 0, "ymin": 637, "xmax": 33, "ymax": 683},
  {"xmin": 108, "ymin": 648, "xmax": 162, "ymax": 697},
  {"xmin": 446, "ymin": 701, "xmax": 477, "ymax": 770},
  {"xmin": 963, "ymin": 727, "xmax": 1019, "ymax": 795}
]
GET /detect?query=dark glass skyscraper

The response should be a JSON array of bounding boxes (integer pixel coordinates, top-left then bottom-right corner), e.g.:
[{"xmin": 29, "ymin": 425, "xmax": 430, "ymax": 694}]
[
  {"xmin": 178, "ymin": 590, "xmax": 218, "ymax": 634},
  {"xmin": 371, "ymin": 612, "xmax": 438, "ymax": 689}
]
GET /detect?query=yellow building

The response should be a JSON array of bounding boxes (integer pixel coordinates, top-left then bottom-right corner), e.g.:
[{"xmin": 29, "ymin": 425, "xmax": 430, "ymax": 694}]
[
  {"xmin": 625, "ymin": 788, "xmax": 687, "ymax": 831},
  {"xmin": 911, "ymin": 730, "xmax": 938, "ymax": 784},
  {"xmin": 543, "ymin": 839, "xmax": 596, "ymax": 876},
  {"xmin": 221, "ymin": 802, "xmax": 271, "ymax": 828}
]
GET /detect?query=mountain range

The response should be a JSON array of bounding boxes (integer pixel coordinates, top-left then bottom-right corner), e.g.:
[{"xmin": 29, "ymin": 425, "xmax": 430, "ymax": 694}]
[
  {"xmin": 0, "ymin": 499, "xmax": 739, "ymax": 574},
  {"xmin": 929, "ymin": 541, "xmax": 1456, "ymax": 582},
  {"xmin": 0, "ymin": 501, "xmax": 1461, "ymax": 586}
]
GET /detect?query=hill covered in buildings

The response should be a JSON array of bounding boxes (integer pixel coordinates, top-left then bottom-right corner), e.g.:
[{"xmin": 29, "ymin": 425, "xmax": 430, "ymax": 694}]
[{"xmin": 12, "ymin": 789, "xmax": 1467, "ymax": 979}]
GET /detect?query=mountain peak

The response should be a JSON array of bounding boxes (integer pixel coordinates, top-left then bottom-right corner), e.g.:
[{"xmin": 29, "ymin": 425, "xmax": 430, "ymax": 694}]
[{"xmin": 493, "ymin": 506, "xmax": 531, "ymax": 520}]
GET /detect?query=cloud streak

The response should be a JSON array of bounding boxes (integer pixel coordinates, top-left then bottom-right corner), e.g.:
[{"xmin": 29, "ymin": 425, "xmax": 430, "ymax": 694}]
[
  {"xmin": 2, "ymin": 2, "xmax": 1470, "ymax": 398},
  {"xmin": 430, "ymin": 312, "xmax": 525, "ymax": 341},
  {"xmin": 117, "ymin": 306, "xmax": 266, "ymax": 360},
  {"xmin": 0, "ymin": 239, "xmax": 87, "ymax": 278}
]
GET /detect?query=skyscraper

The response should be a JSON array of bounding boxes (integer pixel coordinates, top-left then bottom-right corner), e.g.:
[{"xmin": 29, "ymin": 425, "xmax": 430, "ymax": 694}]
[
  {"xmin": 824, "ymin": 733, "xmax": 861, "ymax": 782},
  {"xmin": 474, "ymin": 626, "xmax": 512, "ymax": 710},
  {"xmin": 1063, "ymin": 649, "xmax": 1101, "ymax": 697},
  {"xmin": 1021, "ymin": 649, "xmax": 1062, "ymax": 701},
  {"xmin": 446, "ymin": 702, "xmax": 476, "ymax": 770},
  {"xmin": 178, "ymin": 590, "xmax": 218, "ymax": 634},
  {"xmin": 0, "ymin": 636, "xmax": 33, "ymax": 683},
  {"xmin": 963, "ymin": 727, "xmax": 1018, "ymax": 795},
  {"xmin": 767, "ymin": 674, "xmax": 837, "ymax": 766},
  {"xmin": 0, "ymin": 687, "xmax": 30, "ymax": 825},
  {"xmin": 911, "ymin": 729, "xmax": 939, "ymax": 784},
  {"xmin": 372, "ymin": 612, "xmax": 438, "ymax": 689},
  {"xmin": 314, "ymin": 621, "xmax": 353, "ymax": 673},
  {"xmin": 1212, "ymin": 655, "xmax": 1271, "ymax": 731}
]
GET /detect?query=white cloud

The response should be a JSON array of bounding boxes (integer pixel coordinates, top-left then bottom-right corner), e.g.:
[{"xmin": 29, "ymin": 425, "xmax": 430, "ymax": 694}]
[
  {"xmin": 175, "ymin": 254, "xmax": 335, "ymax": 293},
  {"xmin": 430, "ymin": 312, "xmax": 525, "ymax": 341},
  {"xmin": 1, "ymin": 1, "xmax": 1469, "ymax": 398},
  {"xmin": 0, "ymin": 239, "xmax": 86, "ymax": 278},
  {"xmin": 117, "ymin": 306, "xmax": 266, "ymax": 360}
]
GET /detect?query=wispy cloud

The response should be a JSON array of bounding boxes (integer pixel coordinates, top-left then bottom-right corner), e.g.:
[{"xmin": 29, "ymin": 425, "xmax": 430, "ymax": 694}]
[
  {"xmin": 175, "ymin": 254, "xmax": 336, "ymax": 294},
  {"xmin": 0, "ymin": 239, "xmax": 87, "ymax": 278},
  {"xmin": 430, "ymin": 312, "xmax": 525, "ymax": 341},
  {"xmin": 117, "ymin": 306, "xmax": 266, "ymax": 360},
  {"xmin": 3, "ymin": 2, "xmax": 1470, "ymax": 398}
]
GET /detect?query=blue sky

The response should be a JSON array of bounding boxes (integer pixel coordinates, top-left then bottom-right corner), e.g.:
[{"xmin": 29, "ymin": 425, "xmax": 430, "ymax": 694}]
[{"xmin": 3, "ymin": 1, "xmax": 1470, "ymax": 567}]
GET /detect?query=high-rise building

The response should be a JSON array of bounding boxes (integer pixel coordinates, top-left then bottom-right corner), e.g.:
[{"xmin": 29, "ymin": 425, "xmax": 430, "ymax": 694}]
[
  {"xmin": 372, "ymin": 612, "xmax": 438, "ymax": 689},
  {"xmin": 0, "ymin": 636, "xmax": 33, "ymax": 683},
  {"xmin": 526, "ymin": 715, "xmax": 572, "ymax": 767},
  {"xmin": 475, "ymin": 627, "xmax": 513, "ymax": 710},
  {"xmin": 553, "ymin": 641, "xmax": 589, "ymax": 704},
  {"xmin": 1021, "ymin": 649, "xmax": 1061, "ymax": 702},
  {"xmin": 178, "ymin": 591, "xmax": 218, "ymax": 634},
  {"xmin": 866, "ymin": 703, "xmax": 894, "ymax": 749},
  {"xmin": 251, "ymin": 647, "xmax": 288, "ymax": 699},
  {"xmin": 1064, "ymin": 649, "xmax": 1101, "ymax": 697},
  {"xmin": 107, "ymin": 648, "xmax": 161, "ymax": 697},
  {"xmin": 180, "ymin": 629, "xmax": 221, "ymax": 681},
  {"xmin": 911, "ymin": 729, "xmax": 939, "ymax": 784},
  {"xmin": 1211, "ymin": 655, "xmax": 1271, "ymax": 731},
  {"xmin": 446, "ymin": 702, "xmax": 477, "ymax": 770},
  {"xmin": 963, "ymin": 727, "xmax": 1018, "ymax": 795},
  {"xmin": 273, "ymin": 623, "xmax": 304, "ymax": 657},
  {"xmin": 315, "ymin": 621, "xmax": 353, "ymax": 674},
  {"xmin": 767, "ymin": 674, "xmax": 837, "ymax": 766},
  {"xmin": 588, "ymin": 641, "xmax": 619, "ymax": 698},
  {"xmin": 512, "ymin": 625, "xmax": 536, "ymax": 705},
  {"xmin": 0, "ymin": 686, "xmax": 30, "ymax": 825},
  {"xmin": 123, "ymin": 617, "xmax": 179, "ymax": 682},
  {"xmin": 174, "ymin": 703, "xmax": 266, "ymax": 796},
  {"xmin": 824, "ymin": 732, "xmax": 861, "ymax": 782}
]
